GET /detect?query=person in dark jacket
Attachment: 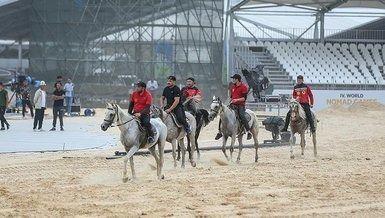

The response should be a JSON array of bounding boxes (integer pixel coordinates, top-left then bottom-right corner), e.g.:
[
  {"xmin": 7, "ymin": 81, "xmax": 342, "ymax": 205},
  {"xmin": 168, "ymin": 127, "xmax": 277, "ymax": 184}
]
[
  {"xmin": 160, "ymin": 75, "xmax": 191, "ymax": 134},
  {"xmin": 128, "ymin": 81, "xmax": 154, "ymax": 143},
  {"xmin": 20, "ymin": 80, "xmax": 34, "ymax": 118},
  {"xmin": 282, "ymin": 75, "xmax": 315, "ymax": 133},
  {"xmin": 50, "ymin": 82, "xmax": 65, "ymax": 131},
  {"xmin": 0, "ymin": 82, "xmax": 10, "ymax": 130}
]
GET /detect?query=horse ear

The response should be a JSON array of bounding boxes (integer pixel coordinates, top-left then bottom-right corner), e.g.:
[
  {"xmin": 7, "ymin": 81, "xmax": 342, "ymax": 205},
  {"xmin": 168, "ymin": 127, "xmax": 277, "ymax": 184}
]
[
  {"xmin": 106, "ymin": 102, "xmax": 111, "ymax": 107},
  {"xmin": 212, "ymin": 96, "xmax": 216, "ymax": 100}
]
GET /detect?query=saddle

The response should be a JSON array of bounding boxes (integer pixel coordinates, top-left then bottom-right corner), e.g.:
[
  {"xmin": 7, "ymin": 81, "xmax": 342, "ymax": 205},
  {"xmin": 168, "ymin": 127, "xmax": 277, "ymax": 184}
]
[{"xmin": 169, "ymin": 113, "xmax": 183, "ymax": 128}]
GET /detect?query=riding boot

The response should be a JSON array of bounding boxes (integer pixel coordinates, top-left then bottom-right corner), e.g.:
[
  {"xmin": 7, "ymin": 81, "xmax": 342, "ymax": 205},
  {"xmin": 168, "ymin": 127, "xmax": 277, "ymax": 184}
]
[
  {"xmin": 282, "ymin": 111, "xmax": 291, "ymax": 132},
  {"xmin": 301, "ymin": 103, "xmax": 316, "ymax": 133}
]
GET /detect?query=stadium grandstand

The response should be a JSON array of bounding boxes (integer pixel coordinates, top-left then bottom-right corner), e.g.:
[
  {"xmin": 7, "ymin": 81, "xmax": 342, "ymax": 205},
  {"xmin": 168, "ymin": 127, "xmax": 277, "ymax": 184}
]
[{"xmin": 0, "ymin": 0, "xmax": 385, "ymax": 108}]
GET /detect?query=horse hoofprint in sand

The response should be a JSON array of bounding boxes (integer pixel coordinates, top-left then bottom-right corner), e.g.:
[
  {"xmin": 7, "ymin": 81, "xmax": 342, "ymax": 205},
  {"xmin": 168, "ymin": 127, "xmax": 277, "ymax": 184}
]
[
  {"xmin": 288, "ymin": 99, "xmax": 317, "ymax": 159},
  {"xmin": 100, "ymin": 103, "xmax": 167, "ymax": 181}
]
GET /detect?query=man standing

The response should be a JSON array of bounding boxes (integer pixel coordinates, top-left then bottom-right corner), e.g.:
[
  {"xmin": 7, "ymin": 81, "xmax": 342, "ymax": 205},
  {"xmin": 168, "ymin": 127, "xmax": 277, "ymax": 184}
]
[
  {"xmin": 33, "ymin": 81, "xmax": 47, "ymax": 131},
  {"xmin": 147, "ymin": 79, "xmax": 159, "ymax": 98},
  {"xmin": 0, "ymin": 82, "xmax": 10, "ymax": 130},
  {"xmin": 20, "ymin": 80, "xmax": 34, "ymax": 118},
  {"xmin": 64, "ymin": 78, "xmax": 74, "ymax": 116},
  {"xmin": 128, "ymin": 81, "xmax": 154, "ymax": 143},
  {"xmin": 215, "ymin": 74, "xmax": 251, "ymax": 140},
  {"xmin": 282, "ymin": 75, "xmax": 315, "ymax": 133},
  {"xmin": 160, "ymin": 75, "xmax": 191, "ymax": 134},
  {"xmin": 50, "ymin": 82, "xmax": 65, "ymax": 131}
]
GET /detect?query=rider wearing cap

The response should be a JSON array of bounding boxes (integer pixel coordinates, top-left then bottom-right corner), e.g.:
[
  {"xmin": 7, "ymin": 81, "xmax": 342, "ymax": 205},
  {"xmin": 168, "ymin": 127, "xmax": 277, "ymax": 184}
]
[
  {"xmin": 181, "ymin": 77, "xmax": 202, "ymax": 115},
  {"xmin": 282, "ymin": 75, "xmax": 315, "ymax": 133},
  {"xmin": 128, "ymin": 81, "xmax": 154, "ymax": 143},
  {"xmin": 215, "ymin": 74, "xmax": 252, "ymax": 140},
  {"xmin": 160, "ymin": 75, "xmax": 191, "ymax": 134}
]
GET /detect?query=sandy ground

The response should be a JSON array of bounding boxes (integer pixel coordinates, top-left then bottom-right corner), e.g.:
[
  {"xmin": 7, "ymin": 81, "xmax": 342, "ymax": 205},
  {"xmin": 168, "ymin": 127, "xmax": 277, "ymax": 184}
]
[{"xmin": 0, "ymin": 104, "xmax": 385, "ymax": 216}]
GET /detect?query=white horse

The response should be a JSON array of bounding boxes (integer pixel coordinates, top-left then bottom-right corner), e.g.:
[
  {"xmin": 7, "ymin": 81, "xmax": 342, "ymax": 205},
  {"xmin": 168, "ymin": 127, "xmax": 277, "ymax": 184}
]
[
  {"xmin": 209, "ymin": 96, "xmax": 259, "ymax": 163},
  {"xmin": 101, "ymin": 103, "xmax": 167, "ymax": 182},
  {"xmin": 288, "ymin": 99, "xmax": 317, "ymax": 159},
  {"xmin": 151, "ymin": 105, "xmax": 197, "ymax": 168}
]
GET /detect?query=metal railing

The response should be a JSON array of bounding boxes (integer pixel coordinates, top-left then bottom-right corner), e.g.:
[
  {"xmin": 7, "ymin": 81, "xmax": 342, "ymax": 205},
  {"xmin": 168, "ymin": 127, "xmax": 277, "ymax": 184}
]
[{"xmin": 234, "ymin": 26, "xmax": 385, "ymax": 42}]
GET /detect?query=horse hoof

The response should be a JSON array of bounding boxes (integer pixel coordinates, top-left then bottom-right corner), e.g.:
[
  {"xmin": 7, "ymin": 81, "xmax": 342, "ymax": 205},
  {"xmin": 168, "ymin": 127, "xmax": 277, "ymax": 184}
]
[
  {"xmin": 181, "ymin": 165, "xmax": 185, "ymax": 169},
  {"xmin": 191, "ymin": 161, "xmax": 196, "ymax": 167},
  {"xmin": 290, "ymin": 155, "xmax": 295, "ymax": 159},
  {"xmin": 159, "ymin": 175, "xmax": 165, "ymax": 180},
  {"xmin": 122, "ymin": 177, "xmax": 129, "ymax": 183},
  {"xmin": 236, "ymin": 159, "xmax": 240, "ymax": 164}
]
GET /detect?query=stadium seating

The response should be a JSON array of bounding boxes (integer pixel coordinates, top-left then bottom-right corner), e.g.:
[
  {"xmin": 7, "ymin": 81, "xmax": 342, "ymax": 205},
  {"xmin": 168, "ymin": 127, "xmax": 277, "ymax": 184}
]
[{"xmin": 236, "ymin": 41, "xmax": 385, "ymax": 85}]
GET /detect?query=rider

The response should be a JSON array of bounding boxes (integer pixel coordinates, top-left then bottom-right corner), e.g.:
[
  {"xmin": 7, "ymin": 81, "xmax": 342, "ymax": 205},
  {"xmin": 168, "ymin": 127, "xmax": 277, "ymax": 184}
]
[
  {"xmin": 181, "ymin": 77, "xmax": 202, "ymax": 116},
  {"xmin": 160, "ymin": 75, "xmax": 191, "ymax": 134},
  {"xmin": 128, "ymin": 81, "xmax": 155, "ymax": 143},
  {"xmin": 282, "ymin": 75, "xmax": 315, "ymax": 133},
  {"xmin": 215, "ymin": 74, "xmax": 252, "ymax": 140}
]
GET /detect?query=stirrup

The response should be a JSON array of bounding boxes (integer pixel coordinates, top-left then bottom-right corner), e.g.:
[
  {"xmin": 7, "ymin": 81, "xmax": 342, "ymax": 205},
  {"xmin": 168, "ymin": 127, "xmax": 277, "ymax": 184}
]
[
  {"xmin": 147, "ymin": 136, "xmax": 155, "ymax": 143},
  {"xmin": 215, "ymin": 132, "xmax": 222, "ymax": 140}
]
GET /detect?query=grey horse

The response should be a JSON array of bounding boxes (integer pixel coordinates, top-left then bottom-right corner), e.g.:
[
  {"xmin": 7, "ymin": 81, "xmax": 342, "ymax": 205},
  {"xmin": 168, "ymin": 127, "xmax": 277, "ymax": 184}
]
[
  {"xmin": 101, "ymin": 103, "xmax": 167, "ymax": 182},
  {"xmin": 151, "ymin": 105, "xmax": 197, "ymax": 168},
  {"xmin": 288, "ymin": 99, "xmax": 317, "ymax": 159},
  {"xmin": 209, "ymin": 96, "xmax": 259, "ymax": 163}
]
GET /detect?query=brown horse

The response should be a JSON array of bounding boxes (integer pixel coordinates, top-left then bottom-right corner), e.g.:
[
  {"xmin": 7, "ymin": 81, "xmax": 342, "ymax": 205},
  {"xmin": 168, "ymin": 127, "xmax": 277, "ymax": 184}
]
[{"xmin": 288, "ymin": 99, "xmax": 317, "ymax": 159}]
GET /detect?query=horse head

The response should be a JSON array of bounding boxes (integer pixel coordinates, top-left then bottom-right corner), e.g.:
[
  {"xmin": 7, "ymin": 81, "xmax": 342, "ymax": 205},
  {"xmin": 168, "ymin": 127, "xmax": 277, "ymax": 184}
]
[
  {"xmin": 150, "ymin": 105, "xmax": 163, "ymax": 119},
  {"xmin": 208, "ymin": 96, "xmax": 222, "ymax": 120},
  {"xmin": 101, "ymin": 103, "xmax": 118, "ymax": 131},
  {"xmin": 289, "ymin": 99, "xmax": 306, "ymax": 122}
]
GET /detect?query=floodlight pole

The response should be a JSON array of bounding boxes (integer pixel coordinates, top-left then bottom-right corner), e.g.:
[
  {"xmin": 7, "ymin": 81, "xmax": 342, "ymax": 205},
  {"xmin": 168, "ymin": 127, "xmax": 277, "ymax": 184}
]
[{"xmin": 18, "ymin": 40, "xmax": 22, "ymax": 73}]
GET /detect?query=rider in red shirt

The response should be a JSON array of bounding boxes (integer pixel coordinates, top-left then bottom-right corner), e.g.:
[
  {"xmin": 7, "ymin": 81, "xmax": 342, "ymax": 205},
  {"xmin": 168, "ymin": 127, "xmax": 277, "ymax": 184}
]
[
  {"xmin": 128, "ymin": 81, "xmax": 154, "ymax": 143},
  {"xmin": 282, "ymin": 75, "xmax": 315, "ymax": 133},
  {"xmin": 181, "ymin": 77, "xmax": 202, "ymax": 115},
  {"xmin": 215, "ymin": 74, "xmax": 252, "ymax": 140}
]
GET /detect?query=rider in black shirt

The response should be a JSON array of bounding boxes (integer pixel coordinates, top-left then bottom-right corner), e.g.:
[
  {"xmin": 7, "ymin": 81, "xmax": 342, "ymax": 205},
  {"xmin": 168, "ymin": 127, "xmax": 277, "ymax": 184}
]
[{"xmin": 160, "ymin": 75, "xmax": 191, "ymax": 134}]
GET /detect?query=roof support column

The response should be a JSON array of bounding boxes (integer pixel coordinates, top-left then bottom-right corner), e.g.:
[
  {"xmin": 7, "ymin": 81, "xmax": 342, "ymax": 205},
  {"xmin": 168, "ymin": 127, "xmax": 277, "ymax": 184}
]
[
  {"xmin": 320, "ymin": 12, "xmax": 325, "ymax": 43},
  {"xmin": 226, "ymin": 12, "xmax": 235, "ymax": 81},
  {"xmin": 18, "ymin": 40, "xmax": 22, "ymax": 73}
]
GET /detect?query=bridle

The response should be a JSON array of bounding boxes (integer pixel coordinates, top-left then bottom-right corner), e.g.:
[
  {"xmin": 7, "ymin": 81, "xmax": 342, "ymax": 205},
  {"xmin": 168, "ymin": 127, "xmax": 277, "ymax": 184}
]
[
  {"xmin": 210, "ymin": 98, "xmax": 222, "ymax": 118},
  {"xmin": 103, "ymin": 104, "xmax": 136, "ymax": 128}
]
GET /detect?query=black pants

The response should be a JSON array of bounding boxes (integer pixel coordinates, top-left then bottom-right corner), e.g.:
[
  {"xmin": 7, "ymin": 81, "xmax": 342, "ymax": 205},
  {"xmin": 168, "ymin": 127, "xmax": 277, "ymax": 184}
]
[
  {"xmin": 173, "ymin": 106, "xmax": 189, "ymax": 130},
  {"xmin": 140, "ymin": 113, "xmax": 153, "ymax": 137},
  {"xmin": 52, "ymin": 106, "xmax": 64, "ymax": 128},
  {"xmin": 0, "ymin": 106, "xmax": 9, "ymax": 128},
  {"xmin": 33, "ymin": 108, "xmax": 45, "ymax": 129},
  {"xmin": 283, "ymin": 103, "xmax": 315, "ymax": 131},
  {"xmin": 231, "ymin": 104, "xmax": 250, "ymax": 131},
  {"xmin": 22, "ymin": 99, "xmax": 34, "ymax": 117}
]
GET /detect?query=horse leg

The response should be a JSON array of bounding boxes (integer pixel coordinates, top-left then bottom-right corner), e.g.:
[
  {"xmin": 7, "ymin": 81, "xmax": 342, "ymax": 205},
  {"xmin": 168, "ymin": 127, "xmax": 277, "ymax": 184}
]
[
  {"xmin": 129, "ymin": 156, "xmax": 136, "ymax": 180},
  {"xmin": 122, "ymin": 155, "xmax": 129, "ymax": 183},
  {"xmin": 177, "ymin": 142, "xmax": 181, "ymax": 161},
  {"xmin": 222, "ymin": 136, "xmax": 229, "ymax": 161},
  {"xmin": 236, "ymin": 135, "xmax": 243, "ymax": 164},
  {"xmin": 251, "ymin": 126, "xmax": 259, "ymax": 162},
  {"xmin": 312, "ymin": 131, "xmax": 317, "ymax": 157},
  {"xmin": 171, "ymin": 140, "xmax": 177, "ymax": 168},
  {"xmin": 189, "ymin": 133, "xmax": 197, "ymax": 167},
  {"xmin": 195, "ymin": 126, "xmax": 202, "ymax": 160},
  {"xmin": 186, "ymin": 137, "xmax": 192, "ymax": 161},
  {"xmin": 158, "ymin": 138, "xmax": 165, "ymax": 179},
  {"xmin": 148, "ymin": 146, "xmax": 160, "ymax": 179},
  {"xmin": 290, "ymin": 131, "xmax": 295, "ymax": 159},
  {"xmin": 301, "ymin": 133, "xmax": 306, "ymax": 156},
  {"xmin": 179, "ymin": 139, "xmax": 187, "ymax": 168},
  {"xmin": 229, "ymin": 135, "xmax": 236, "ymax": 162}
]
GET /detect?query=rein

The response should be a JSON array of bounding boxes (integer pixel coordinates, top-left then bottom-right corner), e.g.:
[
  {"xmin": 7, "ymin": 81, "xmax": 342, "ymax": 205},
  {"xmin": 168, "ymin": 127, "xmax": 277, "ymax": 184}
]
[{"xmin": 104, "ymin": 106, "xmax": 136, "ymax": 128}]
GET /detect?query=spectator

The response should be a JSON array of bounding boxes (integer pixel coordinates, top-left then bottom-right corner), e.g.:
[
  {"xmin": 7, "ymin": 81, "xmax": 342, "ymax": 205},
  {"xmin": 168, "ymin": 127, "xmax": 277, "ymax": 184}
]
[
  {"xmin": 20, "ymin": 80, "xmax": 34, "ymax": 118},
  {"xmin": 0, "ymin": 82, "xmax": 10, "ymax": 130},
  {"xmin": 33, "ymin": 81, "xmax": 47, "ymax": 131},
  {"xmin": 147, "ymin": 79, "xmax": 159, "ymax": 98},
  {"xmin": 64, "ymin": 78, "xmax": 74, "ymax": 116},
  {"xmin": 50, "ymin": 82, "xmax": 65, "ymax": 131},
  {"xmin": 55, "ymin": 75, "xmax": 63, "ymax": 87}
]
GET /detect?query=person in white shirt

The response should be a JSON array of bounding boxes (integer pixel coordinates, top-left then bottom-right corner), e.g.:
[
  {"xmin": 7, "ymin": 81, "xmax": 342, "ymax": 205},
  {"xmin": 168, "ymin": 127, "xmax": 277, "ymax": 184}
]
[
  {"xmin": 147, "ymin": 79, "xmax": 159, "ymax": 98},
  {"xmin": 33, "ymin": 81, "xmax": 47, "ymax": 131},
  {"xmin": 64, "ymin": 78, "xmax": 74, "ymax": 116}
]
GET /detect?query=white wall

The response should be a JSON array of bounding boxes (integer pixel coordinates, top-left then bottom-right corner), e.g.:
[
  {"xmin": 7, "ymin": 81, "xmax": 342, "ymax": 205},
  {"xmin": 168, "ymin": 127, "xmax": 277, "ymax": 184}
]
[{"xmin": 274, "ymin": 89, "xmax": 385, "ymax": 111}]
